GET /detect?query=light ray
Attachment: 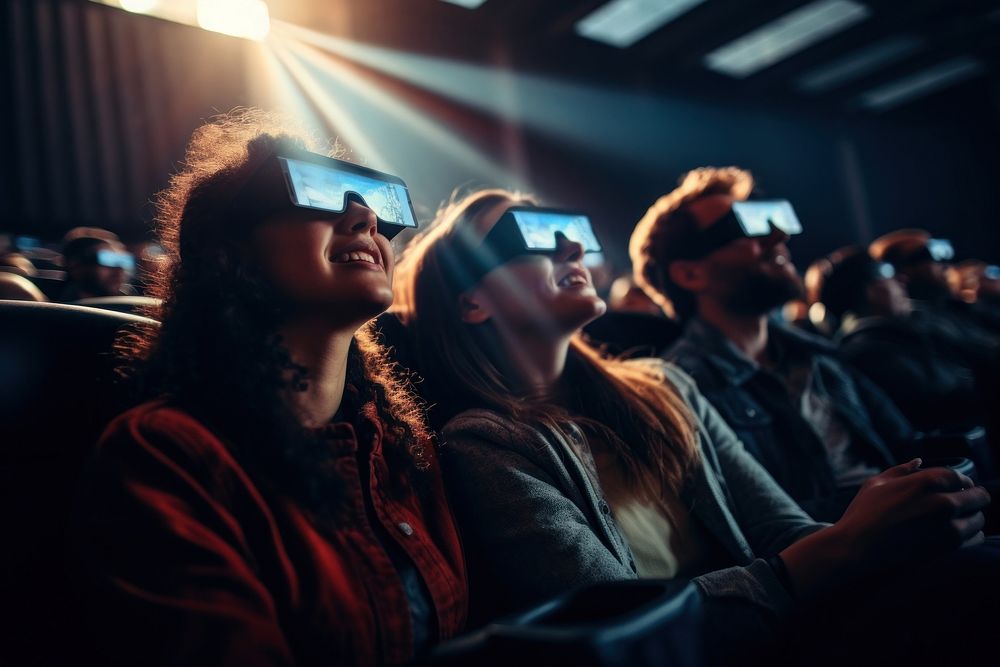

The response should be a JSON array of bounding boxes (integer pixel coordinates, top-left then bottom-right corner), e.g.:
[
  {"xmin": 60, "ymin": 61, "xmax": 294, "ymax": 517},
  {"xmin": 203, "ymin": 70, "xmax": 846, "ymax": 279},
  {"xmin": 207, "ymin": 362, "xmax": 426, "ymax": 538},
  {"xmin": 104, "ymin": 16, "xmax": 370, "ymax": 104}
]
[
  {"xmin": 271, "ymin": 21, "xmax": 721, "ymax": 169},
  {"xmin": 285, "ymin": 39, "xmax": 514, "ymax": 179},
  {"xmin": 268, "ymin": 35, "xmax": 391, "ymax": 168},
  {"xmin": 246, "ymin": 38, "xmax": 324, "ymax": 136}
]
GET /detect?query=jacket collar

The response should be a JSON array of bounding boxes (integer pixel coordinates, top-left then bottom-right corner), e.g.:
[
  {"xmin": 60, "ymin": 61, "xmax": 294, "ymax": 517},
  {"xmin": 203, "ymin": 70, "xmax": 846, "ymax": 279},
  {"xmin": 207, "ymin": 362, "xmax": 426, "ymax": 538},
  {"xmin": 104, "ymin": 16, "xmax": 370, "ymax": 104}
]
[
  {"xmin": 681, "ymin": 316, "xmax": 837, "ymax": 387},
  {"xmin": 314, "ymin": 385, "xmax": 384, "ymax": 457},
  {"xmin": 834, "ymin": 312, "xmax": 898, "ymax": 342}
]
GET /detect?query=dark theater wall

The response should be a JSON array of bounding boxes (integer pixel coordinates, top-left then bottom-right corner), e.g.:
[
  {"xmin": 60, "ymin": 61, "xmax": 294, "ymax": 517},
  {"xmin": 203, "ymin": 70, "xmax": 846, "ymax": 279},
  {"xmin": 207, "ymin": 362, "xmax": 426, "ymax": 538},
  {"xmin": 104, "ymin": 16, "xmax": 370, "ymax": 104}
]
[
  {"xmin": 2, "ymin": 0, "xmax": 998, "ymax": 269},
  {"xmin": 0, "ymin": 0, "xmax": 254, "ymax": 241}
]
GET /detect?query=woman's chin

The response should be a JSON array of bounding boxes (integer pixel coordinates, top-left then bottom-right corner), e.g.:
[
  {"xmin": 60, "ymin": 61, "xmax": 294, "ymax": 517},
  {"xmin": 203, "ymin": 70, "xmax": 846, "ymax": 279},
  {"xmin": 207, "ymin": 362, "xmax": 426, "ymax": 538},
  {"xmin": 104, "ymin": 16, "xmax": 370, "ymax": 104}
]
[
  {"xmin": 584, "ymin": 296, "xmax": 608, "ymax": 323},
  {"xmin": 356, "ymin": 292, "xmax": 394, "ymax": 322},
  {"xmin": 565, "ymin": 295, "xmax": 607, "ymax": 332},
  {"xmin": 294, "ymin": 290, "xmax": 393, "ymax": 329}
]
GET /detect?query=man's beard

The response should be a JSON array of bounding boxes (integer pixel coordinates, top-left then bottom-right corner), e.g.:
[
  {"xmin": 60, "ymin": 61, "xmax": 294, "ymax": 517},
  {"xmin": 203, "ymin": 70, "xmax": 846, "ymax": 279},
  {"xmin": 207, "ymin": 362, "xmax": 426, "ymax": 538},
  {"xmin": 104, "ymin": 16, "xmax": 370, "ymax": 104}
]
[{"xmin": 722, "ymin": 270, "xmax": 805, "ymax": 316}]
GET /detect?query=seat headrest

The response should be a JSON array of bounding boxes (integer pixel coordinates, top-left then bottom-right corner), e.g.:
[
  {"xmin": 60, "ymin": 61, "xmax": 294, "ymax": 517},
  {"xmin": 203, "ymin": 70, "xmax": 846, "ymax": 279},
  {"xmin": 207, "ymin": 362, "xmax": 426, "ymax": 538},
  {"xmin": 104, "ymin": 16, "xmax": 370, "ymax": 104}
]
[
  {"xmin": 0, "ymin": 300, "xmax": 157, "ymax": 462},
  {"xmin": 73, "ymin": 295, "xmax": 161, "ymax": 315},
  {"xmin": 582, "ymin": 311, "xmax": 682, "ymax": 359}
]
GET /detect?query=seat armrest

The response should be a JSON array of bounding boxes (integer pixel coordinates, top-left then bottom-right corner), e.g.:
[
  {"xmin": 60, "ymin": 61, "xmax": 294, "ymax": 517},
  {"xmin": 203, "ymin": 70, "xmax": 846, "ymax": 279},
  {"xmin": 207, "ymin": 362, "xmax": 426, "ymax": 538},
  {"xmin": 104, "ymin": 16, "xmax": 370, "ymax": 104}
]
[{"xmin": 422, "ymin": 580, "xmax": 703, "ymax": 667}]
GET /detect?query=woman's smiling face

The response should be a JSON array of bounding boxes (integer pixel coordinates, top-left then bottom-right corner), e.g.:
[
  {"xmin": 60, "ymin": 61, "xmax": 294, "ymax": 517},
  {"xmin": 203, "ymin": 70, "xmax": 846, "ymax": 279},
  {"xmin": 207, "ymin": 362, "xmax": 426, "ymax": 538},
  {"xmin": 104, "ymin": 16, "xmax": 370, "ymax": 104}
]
[
  {"xmin": 250, "ymin": 199, "xmax": 395, "ymax": 326},
  {"xmin": 462, "ymin": 199, "xmax": 606, "ymax": 337}
]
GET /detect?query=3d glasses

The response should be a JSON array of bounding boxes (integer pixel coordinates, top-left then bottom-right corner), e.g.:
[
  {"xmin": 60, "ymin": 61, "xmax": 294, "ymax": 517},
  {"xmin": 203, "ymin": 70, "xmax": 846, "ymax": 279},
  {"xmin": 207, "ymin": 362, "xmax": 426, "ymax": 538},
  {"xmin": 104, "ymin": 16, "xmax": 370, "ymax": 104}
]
[
  {"xmin": 821, "ymin": 253, "xmax": 897, "ymax": 319},
  {"xmin": 95, "ymin": 249, "xmax": 135, "ymax": 272},
  {"xmin": 679, "ymin": 199, "xmax": 803, "ymax": 260},
  {"xmin": 446, "ymin": 206, "xmax": 602, "ymax": 289},
  {"xmin": 925, "ymin": 238, "xmax": 955, "ymax": 263},
  {"xmin": 233, "ymin": 147, "xmax": 419, "ymax": 240},
  {"xmin": 874, "ymin": 261, "xmax": 896, "ymax": 279},
  {"xmin": 894, "ymin": 238, "xmax": 955, "ymax": 266}
]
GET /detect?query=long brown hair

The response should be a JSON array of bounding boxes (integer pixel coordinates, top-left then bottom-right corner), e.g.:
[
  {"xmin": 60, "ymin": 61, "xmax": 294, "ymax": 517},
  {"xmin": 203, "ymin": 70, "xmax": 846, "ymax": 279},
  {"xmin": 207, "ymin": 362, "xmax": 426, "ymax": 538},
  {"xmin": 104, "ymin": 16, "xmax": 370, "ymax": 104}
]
[
  {"xmin": 116, "ymin": 109, "xmax": 431, "ymax": 516},
  {"xmin": 393, "ymin": 189, "xmax": 699, "ymax": 492}
]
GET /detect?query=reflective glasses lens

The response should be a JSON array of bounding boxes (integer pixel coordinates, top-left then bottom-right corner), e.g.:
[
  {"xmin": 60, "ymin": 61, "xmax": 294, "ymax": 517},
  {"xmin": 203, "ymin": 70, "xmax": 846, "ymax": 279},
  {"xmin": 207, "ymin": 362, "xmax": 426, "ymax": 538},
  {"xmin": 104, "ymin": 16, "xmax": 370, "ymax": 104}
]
[
  {"xmin": 732, "ymin": 200, "xmax": 803, "ymax": 237},
  {"xmin": 927, "ymin": 239, "xmax": 955, "ymax": 262},
  {"xmin": 96, "ymin": 250, "xmax": 135, "ymax": 271},
  {"xmin": 510, "ymin": 210, "xmax": 602, "ymax": 252},
  {"xmin": 279, "ymin": 157, "xmax": 417, "ymax": 229}
]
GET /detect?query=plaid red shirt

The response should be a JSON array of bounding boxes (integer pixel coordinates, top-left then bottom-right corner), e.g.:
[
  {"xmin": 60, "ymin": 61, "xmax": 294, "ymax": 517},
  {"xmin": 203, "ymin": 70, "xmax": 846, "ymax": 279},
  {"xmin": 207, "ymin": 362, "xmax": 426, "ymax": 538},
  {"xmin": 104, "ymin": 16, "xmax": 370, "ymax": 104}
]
[{"xmin": 76, "ymin": 400, "xmax": 467, "ymax": 666}]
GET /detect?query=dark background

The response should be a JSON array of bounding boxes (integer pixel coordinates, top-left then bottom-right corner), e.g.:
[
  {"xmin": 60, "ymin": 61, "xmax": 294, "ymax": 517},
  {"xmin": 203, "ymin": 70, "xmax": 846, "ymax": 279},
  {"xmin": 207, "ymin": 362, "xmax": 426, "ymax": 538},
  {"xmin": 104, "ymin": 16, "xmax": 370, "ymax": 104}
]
[{"xmin": 2, "ymin": 0, "xmax": 998, "ymax": 272}]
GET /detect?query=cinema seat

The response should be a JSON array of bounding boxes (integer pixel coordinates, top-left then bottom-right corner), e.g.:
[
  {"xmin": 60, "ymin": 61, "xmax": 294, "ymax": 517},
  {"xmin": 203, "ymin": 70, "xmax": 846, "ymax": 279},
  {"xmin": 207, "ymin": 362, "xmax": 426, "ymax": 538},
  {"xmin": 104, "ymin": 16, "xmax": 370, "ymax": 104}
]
[
  {"xmin": 424, "ymin": 580, "xmax": 703, "ymax": 667},
  {"xmin": 74, "ymin": 295, "xmax": 161, "ymax": 315},
  {"xmin": 0, "ymin": 300, "xmax": 157, "ymax": 665},
  {"xmin": 582, "ymin": 311, "xmax": 682, "ymax": 359}
]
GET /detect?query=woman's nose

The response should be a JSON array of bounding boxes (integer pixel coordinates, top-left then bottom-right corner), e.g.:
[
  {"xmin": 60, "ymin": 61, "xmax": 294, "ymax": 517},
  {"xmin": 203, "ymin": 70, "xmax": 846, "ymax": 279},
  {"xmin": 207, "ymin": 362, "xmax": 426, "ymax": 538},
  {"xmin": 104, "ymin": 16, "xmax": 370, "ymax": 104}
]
[
  {"xmin": 766, "ymin": 222, "xmax": 790, "ymax": 243},
  {"xmin": 337, "ymin": 198, "xmax": 378, "ymax": 236},
  {"xmin": 759, "ymin": 224, "xmax": 790, "ymax": 252},
  {"xmin": 553, "ymin": 232, "xmax": 584, "ymax": 263}
]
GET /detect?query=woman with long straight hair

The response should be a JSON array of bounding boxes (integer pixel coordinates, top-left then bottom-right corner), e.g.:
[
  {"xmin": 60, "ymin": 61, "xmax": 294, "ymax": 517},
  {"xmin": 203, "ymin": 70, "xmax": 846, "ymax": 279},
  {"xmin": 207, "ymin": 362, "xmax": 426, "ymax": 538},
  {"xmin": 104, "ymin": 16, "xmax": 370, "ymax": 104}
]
[
  {"xmin": 391, "ymin": 188, "xmax": 992, "ymax": 661},
  {"xmin": 73, "ymin": 111, "xmax": 466, "ymax": 666}
]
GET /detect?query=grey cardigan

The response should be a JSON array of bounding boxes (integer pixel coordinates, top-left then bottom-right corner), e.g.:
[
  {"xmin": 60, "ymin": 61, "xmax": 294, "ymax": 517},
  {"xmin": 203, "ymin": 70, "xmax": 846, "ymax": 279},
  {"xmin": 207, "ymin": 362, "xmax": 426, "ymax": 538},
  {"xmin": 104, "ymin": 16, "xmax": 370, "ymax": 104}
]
[{"xmin": 440, "ymin": 361, "xmax": 827, "ymax": 622}]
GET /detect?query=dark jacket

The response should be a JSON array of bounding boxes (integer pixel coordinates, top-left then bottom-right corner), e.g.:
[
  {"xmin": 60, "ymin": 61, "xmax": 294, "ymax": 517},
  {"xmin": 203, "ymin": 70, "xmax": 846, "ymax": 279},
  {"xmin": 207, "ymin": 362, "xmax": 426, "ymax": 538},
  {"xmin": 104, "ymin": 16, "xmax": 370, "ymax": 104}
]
[
  {"xmin": 664, "ymin": 318, "xmax": 913, "ymax": 521},
  {"xmin": 440, "ymin": 361, "xmax": 825, "ymax": 626},
  {"xmin": 836, "ymin": 312, "xmax": 985, "ymax": 432},
  {"xmin": 75, "ymin": 400, "xmax": 467, "ymax": 666}
]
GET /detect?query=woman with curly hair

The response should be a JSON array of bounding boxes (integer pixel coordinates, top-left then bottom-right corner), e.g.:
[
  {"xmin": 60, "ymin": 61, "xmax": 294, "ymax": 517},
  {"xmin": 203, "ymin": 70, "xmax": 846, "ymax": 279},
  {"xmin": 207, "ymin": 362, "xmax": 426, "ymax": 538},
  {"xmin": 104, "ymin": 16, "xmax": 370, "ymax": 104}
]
[
  {"xmin": 73, "ymin": 111, "xmax": 466, "ymax": 666},
  {"xmin": 391, "ymin": 189, "xmax": 993, "ymax": 663}
]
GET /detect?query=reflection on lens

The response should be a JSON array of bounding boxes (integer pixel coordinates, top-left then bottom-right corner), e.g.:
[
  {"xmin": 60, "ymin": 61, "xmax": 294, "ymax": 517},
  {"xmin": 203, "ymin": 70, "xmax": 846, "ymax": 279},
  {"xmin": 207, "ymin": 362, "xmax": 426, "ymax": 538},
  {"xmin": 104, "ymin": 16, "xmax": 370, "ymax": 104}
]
[{"xmin": 280, "ymin": 157, "xmax": 416, "ymax": 228}]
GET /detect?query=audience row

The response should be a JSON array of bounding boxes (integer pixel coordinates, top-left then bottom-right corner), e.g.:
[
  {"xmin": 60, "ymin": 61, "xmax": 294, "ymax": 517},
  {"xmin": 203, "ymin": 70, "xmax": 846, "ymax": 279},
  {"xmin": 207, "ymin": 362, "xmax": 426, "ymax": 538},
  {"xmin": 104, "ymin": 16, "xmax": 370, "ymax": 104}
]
[{"xmin": 6, "ymin": 109, "xmax": 1000, "ymax": 665}]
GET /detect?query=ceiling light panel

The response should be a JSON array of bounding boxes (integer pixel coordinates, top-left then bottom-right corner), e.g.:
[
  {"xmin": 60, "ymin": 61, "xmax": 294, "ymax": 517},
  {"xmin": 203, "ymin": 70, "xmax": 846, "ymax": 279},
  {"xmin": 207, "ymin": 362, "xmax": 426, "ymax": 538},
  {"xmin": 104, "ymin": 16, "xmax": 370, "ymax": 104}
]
[
  {"xmin": 858, "ymin": 57, "xmax": 985, "ymax": 111},
  {"xmin": 704, "ymin": 0, "xmax": 871, "ymax": 79},
  {"xmin": 797, "ymin": 35, "xmax": 923, "ymax": 93},
  {"xmin": 438, "ymin": 0, "xmax": 488, "ymax": 8},
  {"xmin": 576, "ymin": 0, "xmax": 708, "ymax": 48}
]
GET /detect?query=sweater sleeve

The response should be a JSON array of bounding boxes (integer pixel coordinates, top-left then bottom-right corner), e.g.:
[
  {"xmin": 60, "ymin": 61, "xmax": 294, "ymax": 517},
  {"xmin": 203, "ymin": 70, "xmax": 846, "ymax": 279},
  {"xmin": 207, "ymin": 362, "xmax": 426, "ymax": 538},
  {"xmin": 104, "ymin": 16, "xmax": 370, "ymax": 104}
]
[
  {"xmin": 441, "ymin": 418, "xmax": 636, "ymax": 619},
  {"xmin": 74, "ymin": 405, "xmax": 296, "ymax": 667}
]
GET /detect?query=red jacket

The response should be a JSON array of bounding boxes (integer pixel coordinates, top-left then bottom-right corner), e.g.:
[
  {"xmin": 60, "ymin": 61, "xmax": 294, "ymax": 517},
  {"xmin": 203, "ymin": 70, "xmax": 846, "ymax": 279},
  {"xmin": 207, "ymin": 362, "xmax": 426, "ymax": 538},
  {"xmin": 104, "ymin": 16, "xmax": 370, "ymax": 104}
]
[{"xmin": 75, "ymin": 399, "xmax": 467, "ymax": 666}]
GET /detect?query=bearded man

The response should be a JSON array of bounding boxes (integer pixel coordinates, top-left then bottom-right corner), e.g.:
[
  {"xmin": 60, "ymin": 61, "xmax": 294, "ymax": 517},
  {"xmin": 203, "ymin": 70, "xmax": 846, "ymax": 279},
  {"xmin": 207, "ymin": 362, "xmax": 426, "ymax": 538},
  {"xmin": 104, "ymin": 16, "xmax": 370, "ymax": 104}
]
[{"xmin": 629, "ymin": 167, "xmax": 913, "ymax": 521}]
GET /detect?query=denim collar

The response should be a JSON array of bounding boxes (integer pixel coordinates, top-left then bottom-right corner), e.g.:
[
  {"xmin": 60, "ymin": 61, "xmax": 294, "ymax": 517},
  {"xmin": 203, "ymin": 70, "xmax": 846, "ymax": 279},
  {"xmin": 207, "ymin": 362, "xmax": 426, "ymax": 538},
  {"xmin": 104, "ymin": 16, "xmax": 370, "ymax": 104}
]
[
  {"xmin": 834, "ymin": 312, "xmax": 901, "ymax": 340},
  {"xmin": 682, "ymin": 316, "xmax": 836, "ymax": 387}
]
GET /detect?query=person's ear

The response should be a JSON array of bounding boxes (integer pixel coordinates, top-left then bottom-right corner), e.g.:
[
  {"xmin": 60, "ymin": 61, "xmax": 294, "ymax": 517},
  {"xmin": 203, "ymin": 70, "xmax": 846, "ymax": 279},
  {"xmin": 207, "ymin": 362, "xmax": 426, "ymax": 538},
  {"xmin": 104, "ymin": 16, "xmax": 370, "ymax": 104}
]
[
  {"xmin": 668, "ymin": 260, "xmax": 708, "ymax": 292},
  {"xmin": 459, "ymin": 289, "xmax": 492, "ymax": 324}
]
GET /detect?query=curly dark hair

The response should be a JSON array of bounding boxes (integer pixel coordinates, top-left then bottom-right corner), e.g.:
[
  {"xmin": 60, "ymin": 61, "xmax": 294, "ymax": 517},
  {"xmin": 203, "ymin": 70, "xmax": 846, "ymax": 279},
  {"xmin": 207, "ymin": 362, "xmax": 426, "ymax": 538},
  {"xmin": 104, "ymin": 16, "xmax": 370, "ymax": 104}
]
[{"xmin": 116, "ymin": 109, "xmax": 432, "ymax": 517}]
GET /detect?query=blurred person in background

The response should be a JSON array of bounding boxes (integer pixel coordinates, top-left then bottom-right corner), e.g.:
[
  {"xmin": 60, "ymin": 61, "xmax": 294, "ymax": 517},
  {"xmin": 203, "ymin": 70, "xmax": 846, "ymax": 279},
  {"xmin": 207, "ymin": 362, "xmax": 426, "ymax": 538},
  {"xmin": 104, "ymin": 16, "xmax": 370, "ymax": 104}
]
[
  {"xmin": 818, "ymin": 247, "xmax": 986, "ymax": 436},
  {"xmin": 631, "ymin": 167, "xmax": 913, "ymax": 522},
  {"xmin": 58, "ymin": 227, "xmax": 134, "ymax": 302},
  {"xmin": 73, "ymin": 111, "xmax": 466, "ymax": 666},
  {"xmin": 946, "ymin": 258, "xmax": 1000, "ymax": 468},
  {"xmin": 950, "ymin": 260, "xmax": 987, "ymax": 304},
  {"xmin": 949, "ymin": 260, "xmax": 1000, "ymax": 333},
  {"xmin": 801, "ymin": 248, "xmax": 858, "ymax": 338},
  {"xmin": 870, "ymin": 229, "xmax": 1000, "ymax": 343},
  {"xmin": 869, "ymin": 229, "xmax": 948, "ymax": 300},
  {"xmin": 871, "ymin": 233, "xmax": 1000, "ymax": 453}
]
